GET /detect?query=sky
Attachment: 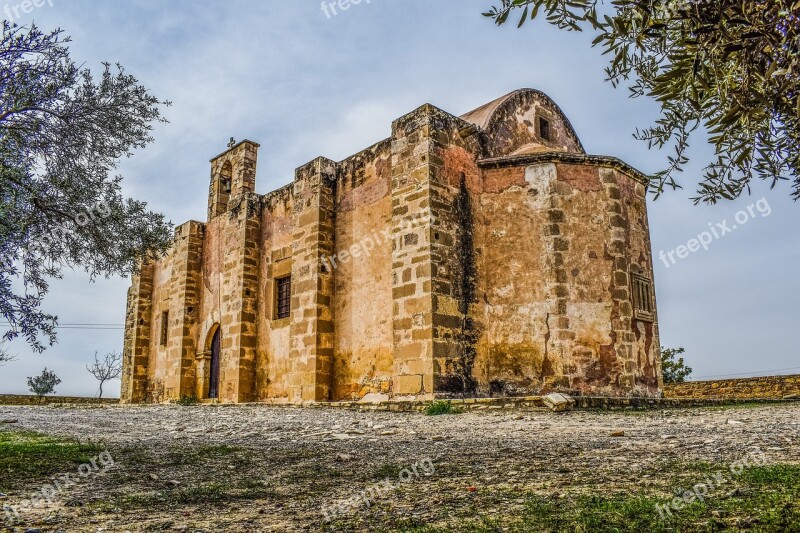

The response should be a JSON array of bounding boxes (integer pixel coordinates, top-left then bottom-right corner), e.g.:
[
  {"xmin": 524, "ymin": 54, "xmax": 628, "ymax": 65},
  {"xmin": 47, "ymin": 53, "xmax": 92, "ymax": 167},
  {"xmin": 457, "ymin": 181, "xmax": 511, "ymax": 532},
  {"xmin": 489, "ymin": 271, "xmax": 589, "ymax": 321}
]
[{"xmin": 1, "ymin": 0, "xmax": 798, "ymax": 397}]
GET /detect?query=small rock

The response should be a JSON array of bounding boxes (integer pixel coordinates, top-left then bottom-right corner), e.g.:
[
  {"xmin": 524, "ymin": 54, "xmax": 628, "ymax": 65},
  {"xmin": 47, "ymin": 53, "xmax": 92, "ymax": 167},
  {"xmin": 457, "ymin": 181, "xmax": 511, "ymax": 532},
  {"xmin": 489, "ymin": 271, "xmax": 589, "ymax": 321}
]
[
  {"xmin": 335, "ymin": 453, "xmax": 353, "ymax": 462},
  {"xmin": 609, "ymin": 430, "xmax": 625, "ymax": 437},
  {"xmin": 166, "ymin": 480, "xmax": 181, "ymax": 487},
  {"xmin": 24, "ymin": 529, "xmax": 42, "ymax": 533},
  {"xmin": 360, "ymin": 393, "xmax": 390, "ymax": 403},
  {"xmin": 431, "ymin": 436, "xmax": 446, "ymax": 441},
  {"xmin": 148, "ymin": 473, "xmax": 159, "ymax": 481},
  {"xmin": 661, "ymin": 435, "xmax": 677, "ymax": 440},
  {"xmin": 727, "ymin": 419, "xmax": 745, "ymax": 426},
  {"xmin": 0, "ymin": 419, "xmax": 18, "ymax": 424},
  {"xmin": 379, "ymin": 430, "xmax": 397, "ymax": 436},
  {"xmin": 67, "ymin": 497, "xmax": 86, "ymax": 508},
  {"xmin": 0, "ymin": 493, "xmax": 6, "ymax": 499},
  {"xmin": 542, "ymin": 393, "xmax": 575, "ymax": 412}
]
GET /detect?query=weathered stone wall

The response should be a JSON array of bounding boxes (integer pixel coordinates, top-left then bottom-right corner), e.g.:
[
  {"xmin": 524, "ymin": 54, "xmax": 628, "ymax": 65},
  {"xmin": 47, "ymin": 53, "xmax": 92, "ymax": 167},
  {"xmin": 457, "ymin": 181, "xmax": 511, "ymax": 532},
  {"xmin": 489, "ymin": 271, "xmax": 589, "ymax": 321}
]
[
  {"xmin": 196, "ymin": 214, "xmax": 224, "ymax": 399},
  {"xmin": 121, "ymin": 89, "xmax": 663, "ymax": 404},
  {"xmin": 333, "ymin": 139, "xmax": 394, "ymax": 401},
  {"xmin": 221, "ymin": 194, "xmax": 261, "ymax": 403},
  {"xmin": 196, "ymin": 142, "xmax": 262, "ymax": 403},
  {"xmin": 121, "ymin": 262, "xmax": 154, "ymax": 403},
  {"xmin": 427, "ymin": 108, "xmax": 483, "ymax": 396},
  {"xmin": 471, "ymin": 163, "xmax": 551, "ymax": 396},
  {"xmin": 146, "ymin": 248, "xmax": 174, "ymax": 402},
  {"xmin": 472, "ymin": 160, "xmax": 660, "ymax": 397},
  {"xmin": 255, "ymin": 185, "xmax": 294, "ymax": 402},
  {"xmin": 665, "ymin": 375, "xmax": 800, "ymax": 400},
  {"xmin": 288, "ymin": 158, "xmax": 337, "ymax": 402},
  {"xmin": 168, "ymin": 221, "xmax": 204, "ymax": 399},
  {"xmin": 389, "ymin": 105, "xmax": 440, "ymax": 400}
]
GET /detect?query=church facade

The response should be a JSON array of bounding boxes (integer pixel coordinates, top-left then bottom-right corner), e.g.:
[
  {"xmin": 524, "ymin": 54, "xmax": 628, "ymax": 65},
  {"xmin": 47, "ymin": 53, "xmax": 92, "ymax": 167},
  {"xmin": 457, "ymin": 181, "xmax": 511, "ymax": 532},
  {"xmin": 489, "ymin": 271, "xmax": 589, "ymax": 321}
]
[{"xmin": 121, "ymin": 89, "xmax": 662, "ymax": 404}]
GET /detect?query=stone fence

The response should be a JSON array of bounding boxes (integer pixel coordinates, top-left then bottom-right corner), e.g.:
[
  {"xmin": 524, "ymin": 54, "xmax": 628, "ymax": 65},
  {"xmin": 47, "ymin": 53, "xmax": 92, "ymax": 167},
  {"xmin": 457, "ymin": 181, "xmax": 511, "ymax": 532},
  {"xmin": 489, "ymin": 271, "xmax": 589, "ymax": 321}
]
[
  {"xmin": 0, "ymin": 394, "xmax": 119, "ymax": 405},
  {"xmin": 664, "ymin": 375, "xmax": 800, "ymax": 400}
]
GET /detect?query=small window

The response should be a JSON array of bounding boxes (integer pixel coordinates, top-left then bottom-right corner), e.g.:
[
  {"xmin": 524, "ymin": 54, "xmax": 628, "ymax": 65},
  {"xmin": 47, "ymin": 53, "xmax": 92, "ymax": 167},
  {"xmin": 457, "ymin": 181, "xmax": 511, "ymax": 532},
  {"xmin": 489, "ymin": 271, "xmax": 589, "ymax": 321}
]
[
  {"xmin": 160, "ymin": 311, "xmax": 169, "ymax": 346},
  {"xmin": 631, "ymin": 272, "xmax": 654, "ymax": 322},
  {"xmin": 539, "ymin": 117, "xmax": 551, "ymax": 141},
  {"xmin": 275, "ymin": 276, "xmax": 291, "ymax": 320}
]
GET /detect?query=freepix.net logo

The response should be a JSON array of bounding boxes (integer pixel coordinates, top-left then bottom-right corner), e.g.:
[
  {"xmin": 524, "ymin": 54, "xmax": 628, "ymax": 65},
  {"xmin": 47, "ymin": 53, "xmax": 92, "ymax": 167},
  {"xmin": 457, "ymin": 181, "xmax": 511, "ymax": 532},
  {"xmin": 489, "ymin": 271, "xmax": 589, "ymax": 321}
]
[{"xmin": 3, "ymin": 0, "xmax": 54, "ymax": 23}]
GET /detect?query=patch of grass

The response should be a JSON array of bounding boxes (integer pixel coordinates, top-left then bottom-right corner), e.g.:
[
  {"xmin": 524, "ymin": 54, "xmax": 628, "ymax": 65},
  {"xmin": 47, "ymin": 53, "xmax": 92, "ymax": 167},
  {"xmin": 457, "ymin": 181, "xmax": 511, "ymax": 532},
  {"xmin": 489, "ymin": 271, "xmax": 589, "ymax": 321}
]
[
  {"xmin": 0, "ymin": 430, "xmax": 104, "ymax": 492},
  {"xmin": 173, "ymin": 483, "xmax": 230, "ymax": 504},
  {"xmin": 582, "ymin": 401, "xmax": 783, "ymax": 417},
  {"xmin": 174, "ymin": 395, "xmax": 199, "ymax": 406},
  {"xmin": 372, "ymin": 463, "xmax": 402, "ymax": 480},
  {"xmin": 399, "ymin": 464, "xmax": 800, "ymax": 532},
  {"xmin": 163, "ymin": 444, "xmax": 244, "ymax": 466},
  {"xmin": 115, "ymin": 445, "xmax": 154, "ymax": 466},
  {"xmin": 292, "ymin": 463, "xmax": 343, "ymax": 482},
  {"xmin": 701, "ymin": 401, "xmax": 781, "ymax": 411},
  {"xmin": 143, "ymin": 521, "xmax": 175, "ymax": 532},
  {"xmin": 425, "ymin": 400, "xmax": 462, "ymax": 416},
  {"xmin": 108, "ymin": 480, "xmax": 280, "ymax": 510}
]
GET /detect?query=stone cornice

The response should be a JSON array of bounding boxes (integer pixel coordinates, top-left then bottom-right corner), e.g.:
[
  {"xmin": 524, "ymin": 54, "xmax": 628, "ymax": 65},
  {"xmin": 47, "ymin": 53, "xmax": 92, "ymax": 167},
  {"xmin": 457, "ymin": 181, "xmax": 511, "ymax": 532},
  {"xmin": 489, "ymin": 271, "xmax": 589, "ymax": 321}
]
[{"xmin": 478, "ymin": 152, "xmax": 650, "ymax": 186}]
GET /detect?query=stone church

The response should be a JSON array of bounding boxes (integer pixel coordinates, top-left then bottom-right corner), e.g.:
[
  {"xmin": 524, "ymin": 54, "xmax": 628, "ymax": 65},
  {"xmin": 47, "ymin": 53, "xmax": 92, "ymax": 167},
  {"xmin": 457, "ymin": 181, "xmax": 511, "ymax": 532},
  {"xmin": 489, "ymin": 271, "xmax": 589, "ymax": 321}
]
[{"xmin": 121, "ymin": 89, "xmax": 662, "ymax": 404}]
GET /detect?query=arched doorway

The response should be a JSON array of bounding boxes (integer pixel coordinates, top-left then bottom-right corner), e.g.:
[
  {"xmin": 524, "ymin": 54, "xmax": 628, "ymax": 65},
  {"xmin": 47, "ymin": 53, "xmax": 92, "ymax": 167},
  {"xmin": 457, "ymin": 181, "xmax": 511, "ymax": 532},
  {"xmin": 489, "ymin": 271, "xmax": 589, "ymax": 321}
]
[{"xmin": 208, "ymin": 327, "xmax": 221, "ymax": 399}]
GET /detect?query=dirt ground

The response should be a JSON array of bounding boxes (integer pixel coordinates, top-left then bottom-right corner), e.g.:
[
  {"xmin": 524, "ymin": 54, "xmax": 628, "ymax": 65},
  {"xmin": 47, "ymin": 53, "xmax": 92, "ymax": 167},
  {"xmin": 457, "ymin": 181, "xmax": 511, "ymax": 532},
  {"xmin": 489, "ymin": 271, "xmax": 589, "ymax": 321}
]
[{"xmin": 0, "ymin": 402, "xmax": 798, "ymax": 532}]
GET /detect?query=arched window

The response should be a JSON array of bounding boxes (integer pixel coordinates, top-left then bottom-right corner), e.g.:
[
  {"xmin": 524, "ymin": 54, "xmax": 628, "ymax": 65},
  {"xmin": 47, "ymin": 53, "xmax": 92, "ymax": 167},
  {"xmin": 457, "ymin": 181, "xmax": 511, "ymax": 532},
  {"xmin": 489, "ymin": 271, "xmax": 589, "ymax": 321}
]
[
  {"xmin": 220, "ymin": 161, "xmax": 233, "ymax": 195},
  {"xmin": 210, "ymin": 160, "xmax": 233, "ymax": 217}
]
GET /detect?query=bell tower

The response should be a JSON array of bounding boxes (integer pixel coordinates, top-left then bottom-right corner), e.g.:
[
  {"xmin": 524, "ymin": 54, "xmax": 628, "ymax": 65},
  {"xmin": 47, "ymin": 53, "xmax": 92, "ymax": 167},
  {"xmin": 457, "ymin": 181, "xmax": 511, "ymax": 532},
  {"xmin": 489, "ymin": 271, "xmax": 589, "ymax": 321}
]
[{"xmin": 208, "ymin": 138, "xmax": 260, "ymax": 219}]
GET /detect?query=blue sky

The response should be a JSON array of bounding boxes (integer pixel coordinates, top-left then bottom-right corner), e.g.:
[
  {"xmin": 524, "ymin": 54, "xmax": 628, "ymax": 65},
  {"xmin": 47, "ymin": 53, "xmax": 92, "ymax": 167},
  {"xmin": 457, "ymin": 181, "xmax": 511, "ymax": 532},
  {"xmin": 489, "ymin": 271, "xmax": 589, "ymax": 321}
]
[{"xmin": 1, "ymin": 0, "xmax": 798, "ymax": 397}]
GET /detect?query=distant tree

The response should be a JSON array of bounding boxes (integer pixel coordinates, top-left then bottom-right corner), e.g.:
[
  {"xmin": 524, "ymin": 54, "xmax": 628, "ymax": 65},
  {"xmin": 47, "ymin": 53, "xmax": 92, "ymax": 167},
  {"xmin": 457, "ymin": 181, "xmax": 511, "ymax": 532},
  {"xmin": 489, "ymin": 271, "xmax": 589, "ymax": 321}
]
[
  {"xmin": 27, "ymin": 367, "xmax": 61, "ymax": 398},
  {"xmin": 86, "ymin": 351, "xmax": 122, "ymax": 399},
  {"xmin": 661, "ymin": 346, "xmax": 693, "ymax": 383},
  {"xmin": 1, "ymin": 22, "xmax": 173, "ymax": 353},
  {"xmin": 484, "ymin": 0, "xmax": 800, "ymax": 203}
]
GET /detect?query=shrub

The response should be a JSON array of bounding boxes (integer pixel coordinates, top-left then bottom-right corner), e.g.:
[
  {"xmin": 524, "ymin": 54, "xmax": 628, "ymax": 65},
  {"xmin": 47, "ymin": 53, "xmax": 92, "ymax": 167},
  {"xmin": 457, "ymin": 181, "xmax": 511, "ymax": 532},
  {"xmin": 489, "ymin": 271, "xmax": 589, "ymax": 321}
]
[
  {"xmin": 175, "ymin": 395, "xmax": 199, "ymax": 406},
  {"xmin": 425, "ymin": 400, "xmax": 462, "ymax": 416},
  {"xmin": 27, "ymin": 368, "xmax": 61, "ymax": 398}
]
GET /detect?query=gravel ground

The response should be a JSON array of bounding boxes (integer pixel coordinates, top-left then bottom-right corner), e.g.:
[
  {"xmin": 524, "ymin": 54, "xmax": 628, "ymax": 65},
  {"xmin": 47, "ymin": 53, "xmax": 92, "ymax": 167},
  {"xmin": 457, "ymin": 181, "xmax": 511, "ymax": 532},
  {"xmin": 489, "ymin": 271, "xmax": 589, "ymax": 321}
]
[{"xmin": 0, "ymin": 402, "xmax": 798, "ymax": 532}]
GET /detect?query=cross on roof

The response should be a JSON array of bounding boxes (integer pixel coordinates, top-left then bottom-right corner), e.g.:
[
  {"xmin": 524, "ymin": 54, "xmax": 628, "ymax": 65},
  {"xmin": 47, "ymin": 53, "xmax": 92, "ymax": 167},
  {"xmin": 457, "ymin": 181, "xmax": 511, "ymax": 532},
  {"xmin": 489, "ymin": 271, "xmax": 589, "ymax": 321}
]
[{"xmin": 227, "ymin": 137, "xmax": 236, "ymax": 149}]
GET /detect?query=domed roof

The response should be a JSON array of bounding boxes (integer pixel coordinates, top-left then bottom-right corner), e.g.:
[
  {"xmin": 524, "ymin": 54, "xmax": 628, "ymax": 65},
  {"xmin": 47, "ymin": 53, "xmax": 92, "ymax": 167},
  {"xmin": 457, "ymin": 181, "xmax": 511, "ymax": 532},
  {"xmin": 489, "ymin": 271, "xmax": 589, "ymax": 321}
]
[{"xmin": 460, "ymin": 89, "xmax": 585, "ymax": 157}]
